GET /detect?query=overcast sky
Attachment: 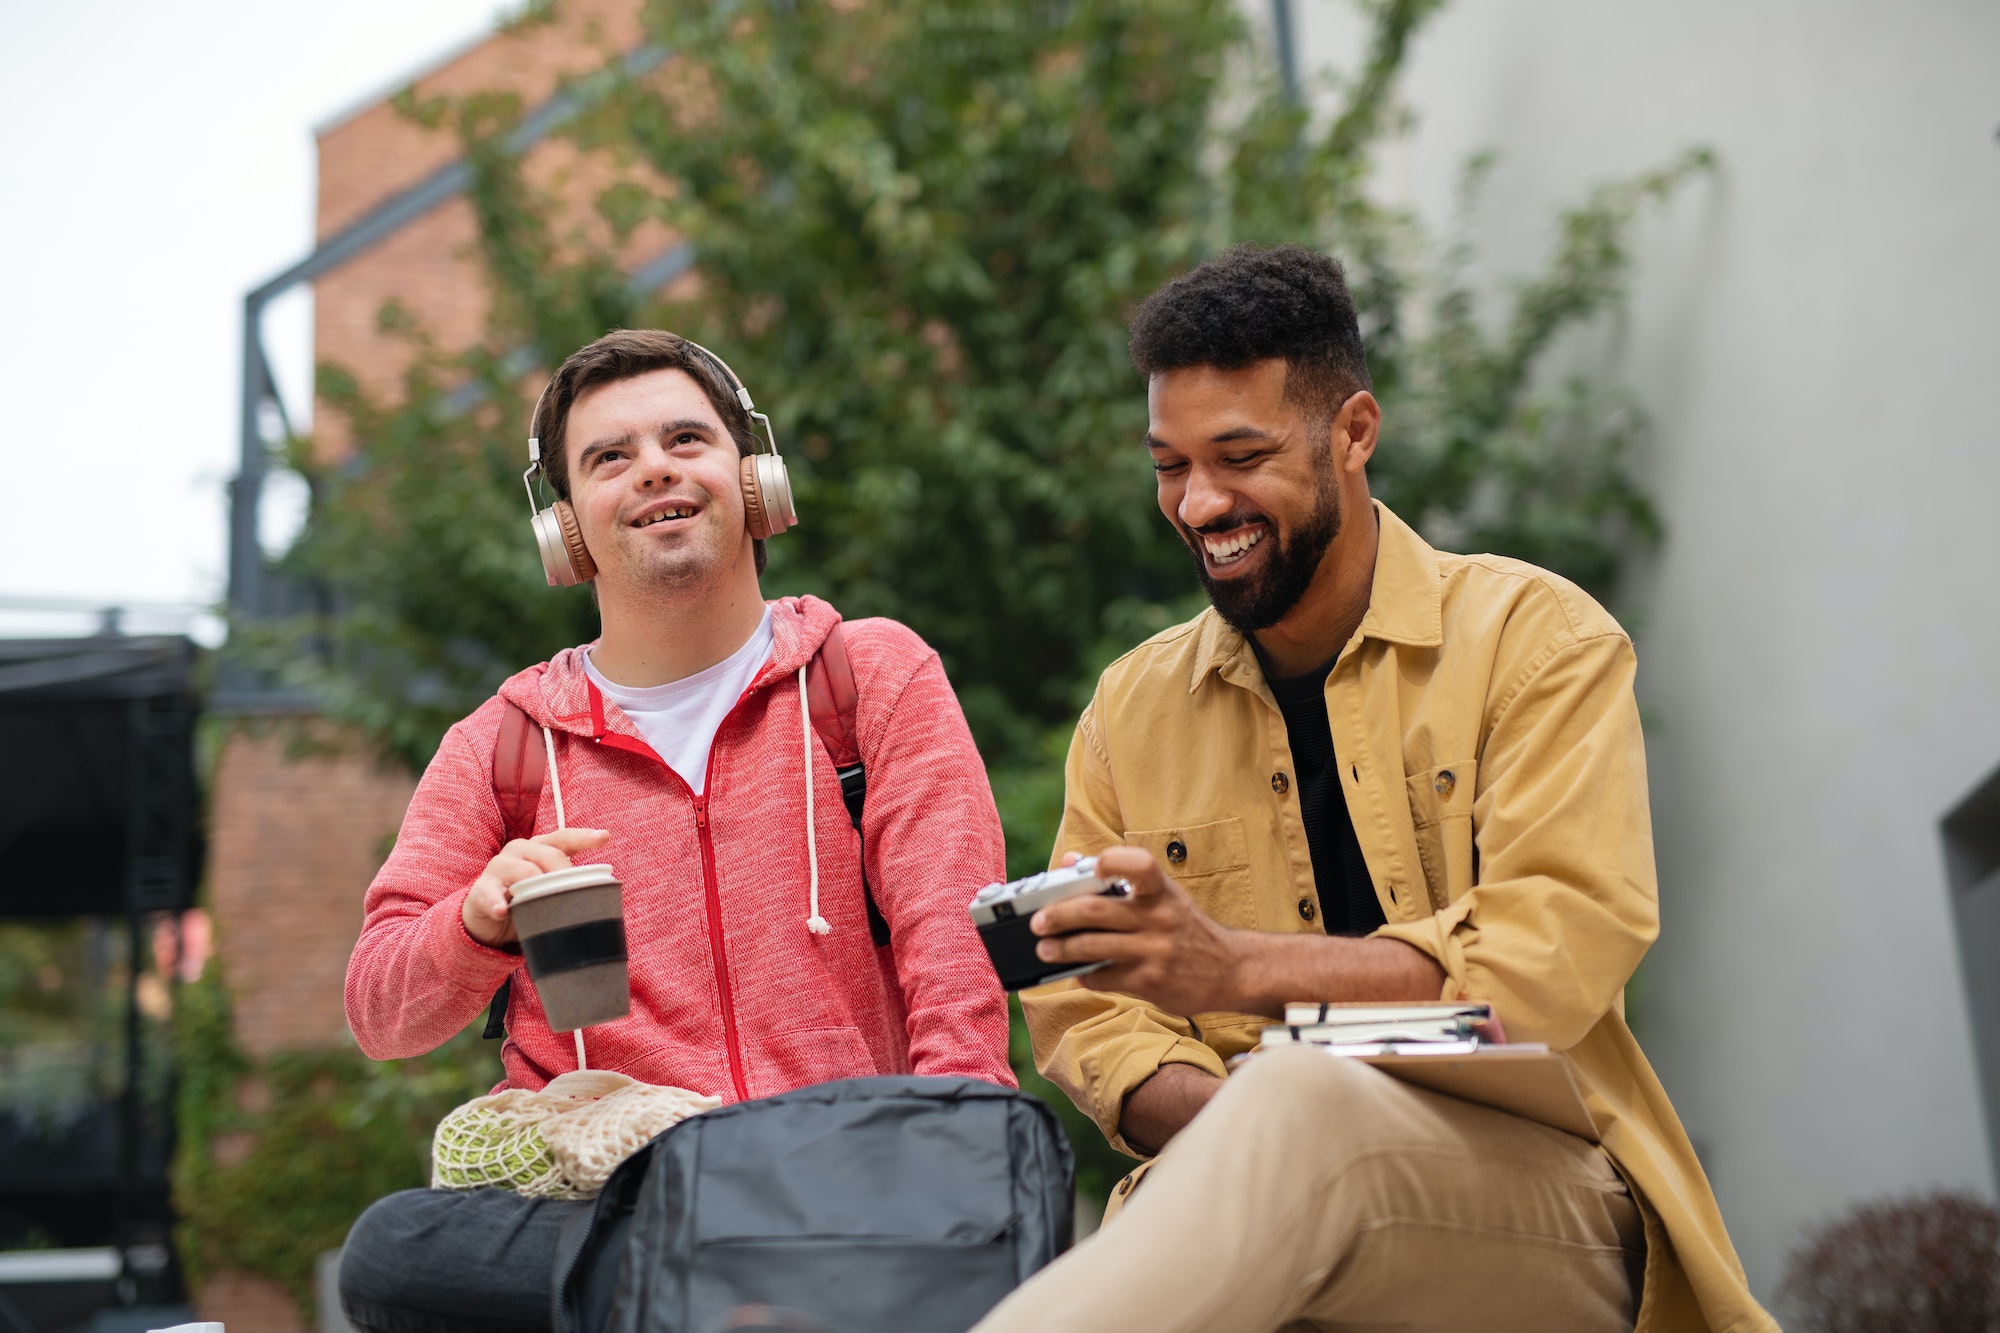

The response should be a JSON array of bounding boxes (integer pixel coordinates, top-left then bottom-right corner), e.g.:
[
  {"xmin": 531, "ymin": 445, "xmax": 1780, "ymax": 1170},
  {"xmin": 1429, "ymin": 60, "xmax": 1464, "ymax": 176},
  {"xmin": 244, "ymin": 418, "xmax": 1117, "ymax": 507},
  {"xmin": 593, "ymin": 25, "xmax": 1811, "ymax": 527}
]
[{"xmin": 0, "ymin": 0, "xmax": 512, "ymax": 642}]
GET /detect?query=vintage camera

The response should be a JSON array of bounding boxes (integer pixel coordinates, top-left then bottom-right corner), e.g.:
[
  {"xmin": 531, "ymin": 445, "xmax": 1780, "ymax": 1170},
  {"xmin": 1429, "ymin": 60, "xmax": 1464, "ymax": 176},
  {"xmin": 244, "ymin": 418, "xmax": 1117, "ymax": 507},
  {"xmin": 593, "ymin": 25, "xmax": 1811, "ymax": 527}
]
[{"xmin": 967, "ymin": 858, "xmax": 1131, "ymax": 992}]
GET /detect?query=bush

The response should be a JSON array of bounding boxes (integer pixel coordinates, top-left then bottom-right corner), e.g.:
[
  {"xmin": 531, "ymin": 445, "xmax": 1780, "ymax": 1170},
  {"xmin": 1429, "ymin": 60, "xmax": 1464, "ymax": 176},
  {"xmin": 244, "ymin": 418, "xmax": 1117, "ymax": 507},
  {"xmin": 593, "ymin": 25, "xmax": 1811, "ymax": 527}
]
[
  {"xmin": 173, "ymin": 970, "xmax": 500, "ymax": 1321},
  {"xmin": 1778, "ymin": 1189, "xmax": 2000, "ymax": 1333}
]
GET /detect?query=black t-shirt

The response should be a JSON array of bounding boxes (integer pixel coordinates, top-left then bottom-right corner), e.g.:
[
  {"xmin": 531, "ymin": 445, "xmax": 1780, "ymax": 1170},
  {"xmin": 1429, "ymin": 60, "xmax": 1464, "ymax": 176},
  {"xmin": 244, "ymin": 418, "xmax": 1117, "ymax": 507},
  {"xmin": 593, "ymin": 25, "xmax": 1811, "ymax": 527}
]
[{"xmin": 1260, "ymin": 652, "xmax": 1385, "ymax": 937}]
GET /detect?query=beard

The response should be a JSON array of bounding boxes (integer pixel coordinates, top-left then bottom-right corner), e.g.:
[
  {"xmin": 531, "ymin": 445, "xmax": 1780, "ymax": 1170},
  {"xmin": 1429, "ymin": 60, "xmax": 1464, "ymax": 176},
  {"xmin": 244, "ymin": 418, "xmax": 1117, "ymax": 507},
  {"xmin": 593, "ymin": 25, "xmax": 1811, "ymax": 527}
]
[{"xmin": 1181, "ymin": 450, "xmax": 1342, "ymax": 634}]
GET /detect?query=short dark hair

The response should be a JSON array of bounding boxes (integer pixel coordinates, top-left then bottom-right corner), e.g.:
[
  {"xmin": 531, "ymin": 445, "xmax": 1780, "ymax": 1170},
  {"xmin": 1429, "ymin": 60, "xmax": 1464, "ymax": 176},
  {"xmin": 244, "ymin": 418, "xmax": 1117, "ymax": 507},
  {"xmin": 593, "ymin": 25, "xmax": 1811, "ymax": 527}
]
[
  {"xmin": 532, "ymin": 328, "xmax": 765, "ymax": 573},
  {"xmin": 1127, "ymin": 244, "xmax": 1372, "ymax": 427}
]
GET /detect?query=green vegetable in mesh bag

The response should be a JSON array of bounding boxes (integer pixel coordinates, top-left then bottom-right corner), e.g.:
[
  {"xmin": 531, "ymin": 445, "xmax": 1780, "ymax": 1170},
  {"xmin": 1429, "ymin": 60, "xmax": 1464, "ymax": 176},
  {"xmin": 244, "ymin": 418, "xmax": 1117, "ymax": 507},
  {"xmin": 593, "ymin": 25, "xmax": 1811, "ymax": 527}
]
[
  {"xmin": 431, "ymin": 1095, "xmax": 567, "ymax": 1196},
  {"xmin": 431, "ymin": 1071, "xmax": 718, "ymax": 1200}
]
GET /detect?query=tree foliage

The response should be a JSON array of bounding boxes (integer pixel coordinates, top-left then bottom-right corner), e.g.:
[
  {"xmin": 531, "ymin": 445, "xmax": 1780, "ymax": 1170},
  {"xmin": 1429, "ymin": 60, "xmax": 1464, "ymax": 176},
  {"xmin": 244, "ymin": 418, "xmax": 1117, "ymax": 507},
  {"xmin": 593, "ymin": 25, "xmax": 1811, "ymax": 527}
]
[
  {"xmin": 0, "ymin": 921, "xmax": 130, "ymax": 1124},
  {"xmin": 271, "ymin": 0, "xmax": 1699, "ymax": 817}
]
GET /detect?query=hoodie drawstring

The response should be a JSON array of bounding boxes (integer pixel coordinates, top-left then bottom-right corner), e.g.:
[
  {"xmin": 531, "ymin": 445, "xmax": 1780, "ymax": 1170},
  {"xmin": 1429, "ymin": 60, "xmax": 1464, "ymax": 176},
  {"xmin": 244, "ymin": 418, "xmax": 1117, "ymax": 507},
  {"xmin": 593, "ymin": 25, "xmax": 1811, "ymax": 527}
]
[
  {"xmin": 543, "ymin": 723, "xmax": 567, "ymax": 830},
  {"xmin": 538, "ymin": 722, "xmax": 588, "ymax": 1071},
  {"xmin": 800, "ymin": 666, "xmax": 831, "ymax": 936}
]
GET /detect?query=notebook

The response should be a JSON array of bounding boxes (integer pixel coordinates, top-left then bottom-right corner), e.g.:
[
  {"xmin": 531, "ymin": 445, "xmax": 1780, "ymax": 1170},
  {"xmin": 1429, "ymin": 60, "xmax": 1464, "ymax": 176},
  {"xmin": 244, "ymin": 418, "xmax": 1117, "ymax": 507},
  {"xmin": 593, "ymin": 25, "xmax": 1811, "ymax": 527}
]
[{"xmin": 1257, "ymin": 1003, "xmax": 1597, "ymax": 1142}]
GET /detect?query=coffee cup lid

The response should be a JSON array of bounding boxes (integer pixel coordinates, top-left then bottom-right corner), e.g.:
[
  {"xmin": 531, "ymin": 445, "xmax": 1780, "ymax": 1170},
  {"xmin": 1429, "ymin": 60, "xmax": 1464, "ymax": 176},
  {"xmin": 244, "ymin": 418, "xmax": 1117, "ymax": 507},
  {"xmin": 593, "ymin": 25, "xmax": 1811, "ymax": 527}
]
[{"xmin": 509, "ymin": 864, "xmax": 621, "ymax": 906}]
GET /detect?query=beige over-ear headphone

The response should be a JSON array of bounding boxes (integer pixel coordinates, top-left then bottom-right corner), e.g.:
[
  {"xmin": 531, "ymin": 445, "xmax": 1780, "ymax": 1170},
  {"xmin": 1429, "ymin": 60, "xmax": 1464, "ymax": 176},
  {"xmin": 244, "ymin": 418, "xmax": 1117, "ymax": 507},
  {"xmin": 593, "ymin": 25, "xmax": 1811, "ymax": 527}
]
[{"xmin": 521, "ymin": 339, "xmax": 798, "ymax": 587}]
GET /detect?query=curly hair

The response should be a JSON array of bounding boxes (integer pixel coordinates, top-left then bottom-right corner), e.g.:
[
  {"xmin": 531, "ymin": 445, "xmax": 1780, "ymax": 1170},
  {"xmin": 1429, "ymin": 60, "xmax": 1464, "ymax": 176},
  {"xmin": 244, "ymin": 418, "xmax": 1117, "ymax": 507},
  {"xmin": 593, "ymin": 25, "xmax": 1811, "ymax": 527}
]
[{"xmin": 1127, "ymin": 244, "xmax": 1371, "ymax": 428}]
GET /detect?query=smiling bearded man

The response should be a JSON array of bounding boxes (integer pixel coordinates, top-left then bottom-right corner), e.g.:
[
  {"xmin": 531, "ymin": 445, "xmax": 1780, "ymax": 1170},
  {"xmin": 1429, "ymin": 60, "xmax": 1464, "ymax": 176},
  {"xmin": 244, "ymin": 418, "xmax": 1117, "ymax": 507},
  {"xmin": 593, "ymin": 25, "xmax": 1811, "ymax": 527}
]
[
  {"xmin": 973, "ymin": 246, "xmax": 1773, "ymax": 1333},
  {"xmin": 336, "ymin": 330, "xmax": 1013, "ymax": 1333},
  {"xmin": 1173, "ymin": 399, "xmax": 1342, "ymax": 634}
]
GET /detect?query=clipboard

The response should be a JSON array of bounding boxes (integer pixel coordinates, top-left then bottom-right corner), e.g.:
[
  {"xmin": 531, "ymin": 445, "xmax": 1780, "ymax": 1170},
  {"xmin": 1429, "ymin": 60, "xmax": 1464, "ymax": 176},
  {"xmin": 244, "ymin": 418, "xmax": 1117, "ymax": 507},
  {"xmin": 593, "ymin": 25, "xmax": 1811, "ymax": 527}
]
[{"xmin": 1347, "ymin": 1046, "xmax": 1598, "ymax": 1142}]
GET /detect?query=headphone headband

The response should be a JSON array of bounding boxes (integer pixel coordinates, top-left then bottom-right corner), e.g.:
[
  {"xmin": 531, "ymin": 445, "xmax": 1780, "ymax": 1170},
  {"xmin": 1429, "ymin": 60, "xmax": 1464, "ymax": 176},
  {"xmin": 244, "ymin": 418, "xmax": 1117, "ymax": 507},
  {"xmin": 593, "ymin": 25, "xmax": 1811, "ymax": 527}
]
[{"xmin": 527, "ymin": 335, "xmax": 772, "ymax": 466}]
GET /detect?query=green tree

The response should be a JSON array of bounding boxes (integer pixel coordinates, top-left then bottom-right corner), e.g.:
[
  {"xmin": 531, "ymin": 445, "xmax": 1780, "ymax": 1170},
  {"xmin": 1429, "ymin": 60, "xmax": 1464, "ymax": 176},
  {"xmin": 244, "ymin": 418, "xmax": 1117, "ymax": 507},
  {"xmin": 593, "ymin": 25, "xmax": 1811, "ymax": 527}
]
[
  {"xmin": 250, "ymin": 0, "xmax": 1705, "ymax": 1207},
  {"xmin": 279, "ymin": 0, "xmax": 1698, "ymax": 789}
]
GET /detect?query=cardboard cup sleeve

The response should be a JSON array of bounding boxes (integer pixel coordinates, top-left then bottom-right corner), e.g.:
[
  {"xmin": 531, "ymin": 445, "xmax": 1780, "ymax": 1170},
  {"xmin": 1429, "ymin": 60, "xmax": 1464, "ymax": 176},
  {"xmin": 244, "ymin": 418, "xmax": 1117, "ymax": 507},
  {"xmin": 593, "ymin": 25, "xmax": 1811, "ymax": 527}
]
[{"xmin": 509, "ymin": 865, "xmax": 631, "ymax": 1033}]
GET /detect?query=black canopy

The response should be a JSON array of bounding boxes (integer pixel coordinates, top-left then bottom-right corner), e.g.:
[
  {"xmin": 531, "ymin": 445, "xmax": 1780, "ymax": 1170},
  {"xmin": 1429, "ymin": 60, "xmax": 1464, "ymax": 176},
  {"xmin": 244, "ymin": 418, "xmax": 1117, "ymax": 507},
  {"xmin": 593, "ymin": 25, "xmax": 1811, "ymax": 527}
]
[{"xmin": 0, "ymin": 636, "xmax": 201, "ymax": 918}]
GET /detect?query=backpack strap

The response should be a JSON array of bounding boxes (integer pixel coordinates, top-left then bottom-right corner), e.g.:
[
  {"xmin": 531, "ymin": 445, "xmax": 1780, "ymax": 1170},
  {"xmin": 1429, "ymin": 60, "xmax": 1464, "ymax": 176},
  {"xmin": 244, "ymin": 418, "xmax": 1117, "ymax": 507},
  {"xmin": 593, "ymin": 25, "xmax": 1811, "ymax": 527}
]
[
  {"xmin": 806, "ymin": 623, "xmax": 890, "ymax": 947},
  {"xmin": 483, "ymin": 701, "xmax": 545, "ymax": 1039},
  {"xmin": 493, "ymin": 699, "xmax": 547, "ymax": 843}
]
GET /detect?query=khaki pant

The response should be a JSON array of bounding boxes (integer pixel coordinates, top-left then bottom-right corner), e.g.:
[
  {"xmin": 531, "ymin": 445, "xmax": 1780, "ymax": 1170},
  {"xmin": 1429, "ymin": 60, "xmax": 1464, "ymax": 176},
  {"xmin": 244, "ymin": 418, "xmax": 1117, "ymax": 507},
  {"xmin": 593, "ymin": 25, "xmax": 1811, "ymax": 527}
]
[{"xmin": 975, "ymin": 1045, "xmax": 1645, "ymax": 1333}]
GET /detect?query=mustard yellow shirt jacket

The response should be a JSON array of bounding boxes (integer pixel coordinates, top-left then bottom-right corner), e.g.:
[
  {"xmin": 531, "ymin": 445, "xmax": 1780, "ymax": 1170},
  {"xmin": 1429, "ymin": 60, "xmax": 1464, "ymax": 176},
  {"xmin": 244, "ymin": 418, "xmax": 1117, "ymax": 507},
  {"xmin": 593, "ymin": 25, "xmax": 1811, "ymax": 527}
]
[{"xmin": 1023, "ymin": 503, "xmax": 1774, "ymax": 1333}]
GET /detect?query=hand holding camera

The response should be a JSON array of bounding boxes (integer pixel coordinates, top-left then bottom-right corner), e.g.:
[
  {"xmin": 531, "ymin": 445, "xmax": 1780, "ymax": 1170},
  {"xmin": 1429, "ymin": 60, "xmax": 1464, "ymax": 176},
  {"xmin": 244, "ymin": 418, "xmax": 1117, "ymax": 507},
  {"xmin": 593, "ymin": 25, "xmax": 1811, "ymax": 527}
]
[
  {"xmin": 970, "ymin": 846, "xmax": 1250, "ymax": 1015},
  {"xmin": 969, "ymin": 857, "xmax": 1134, "ymax": 990}
]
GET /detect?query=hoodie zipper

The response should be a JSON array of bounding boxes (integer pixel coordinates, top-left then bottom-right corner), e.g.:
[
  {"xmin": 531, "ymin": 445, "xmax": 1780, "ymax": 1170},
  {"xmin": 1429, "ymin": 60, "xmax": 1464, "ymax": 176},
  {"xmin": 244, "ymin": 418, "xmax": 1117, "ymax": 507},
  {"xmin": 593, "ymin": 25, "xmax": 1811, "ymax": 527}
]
[
  {"xmin": 580, "ymin": 641, "xmax": 800, "ymax": 1107},
  {"xmin": 693, "ymin": 795, "xmax": 750, "ymax": 1103}
]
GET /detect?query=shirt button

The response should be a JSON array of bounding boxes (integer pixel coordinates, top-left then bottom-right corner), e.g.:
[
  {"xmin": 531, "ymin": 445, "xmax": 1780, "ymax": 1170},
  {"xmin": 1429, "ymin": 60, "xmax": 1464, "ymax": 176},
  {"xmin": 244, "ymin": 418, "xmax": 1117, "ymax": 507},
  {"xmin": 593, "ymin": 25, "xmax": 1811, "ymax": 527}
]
[
  {"xmin": 1434, "ymin": 770, "xmax": 1456, "ymax": 798},
  {"xmin": 1272, "ymin": 771, "xmax": 1290, "ymax": 795},
  {"xmin": 1298, "ymin": 898, "xmax": 1317, "ymax": 922},
  {"xmin": 1165, "ymin": 839, "xmax": 1187, "ymax": 865}
]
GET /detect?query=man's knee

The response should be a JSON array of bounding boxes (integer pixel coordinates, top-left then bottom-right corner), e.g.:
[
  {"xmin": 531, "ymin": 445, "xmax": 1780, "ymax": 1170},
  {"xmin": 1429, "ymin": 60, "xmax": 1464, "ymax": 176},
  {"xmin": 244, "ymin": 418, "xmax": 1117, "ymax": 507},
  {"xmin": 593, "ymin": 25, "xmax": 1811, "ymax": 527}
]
[
  {"xmin": 340, "ymin": 1187, "xmax": 580, "ymax": 1333},
  {"xmin": 340, "ymin": 1190, "xmax": 452, "ymax": 1313}
]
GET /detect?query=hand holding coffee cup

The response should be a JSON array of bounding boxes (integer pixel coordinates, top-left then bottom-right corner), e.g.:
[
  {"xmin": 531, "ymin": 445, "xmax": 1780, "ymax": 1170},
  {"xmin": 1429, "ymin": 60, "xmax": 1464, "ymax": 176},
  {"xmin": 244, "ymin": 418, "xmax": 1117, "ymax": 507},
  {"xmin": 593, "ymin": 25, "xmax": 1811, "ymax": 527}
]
[
  {"xmin": 509, "ymin": 864, "xmax": 632, "ymax": 1033},
  {"xmin": 464, "ymin": 828, "xmax": 612, "ymax": 948}
]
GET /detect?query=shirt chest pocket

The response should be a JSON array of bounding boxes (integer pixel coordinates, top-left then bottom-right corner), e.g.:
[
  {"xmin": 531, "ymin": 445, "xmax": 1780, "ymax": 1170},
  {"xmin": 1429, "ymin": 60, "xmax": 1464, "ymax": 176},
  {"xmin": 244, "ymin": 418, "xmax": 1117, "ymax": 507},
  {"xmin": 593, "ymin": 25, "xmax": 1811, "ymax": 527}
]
[
  {"xmin": 1120, "ymin": 816, "xmax": 1253, "ymax": 928},
  {"xmin": 1404, "ymin": 760, "xmax": 1477, "ymax": 911}
]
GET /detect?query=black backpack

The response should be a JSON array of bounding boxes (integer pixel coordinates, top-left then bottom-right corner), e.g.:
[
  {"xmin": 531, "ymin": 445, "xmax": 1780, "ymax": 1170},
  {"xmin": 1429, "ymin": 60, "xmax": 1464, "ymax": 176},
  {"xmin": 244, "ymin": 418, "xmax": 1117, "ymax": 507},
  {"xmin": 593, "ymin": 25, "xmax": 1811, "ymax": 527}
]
[{"xmin": 552, "ymin": 1076, "xmax": 1074, "ymax": 1333}]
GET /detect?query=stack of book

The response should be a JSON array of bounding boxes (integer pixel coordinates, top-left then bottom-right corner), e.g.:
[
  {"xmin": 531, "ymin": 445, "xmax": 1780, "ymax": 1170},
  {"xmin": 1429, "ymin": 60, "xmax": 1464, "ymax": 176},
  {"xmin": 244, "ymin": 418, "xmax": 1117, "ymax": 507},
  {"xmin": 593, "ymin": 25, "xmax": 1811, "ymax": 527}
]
[
  {"xmin": 1254, "ymin": 1002, "xmax": 1595, "ymax": 1140},
  {"xmin": 1258, "ymin": 1001, "xmax": 1517, "ymax": 1056}
]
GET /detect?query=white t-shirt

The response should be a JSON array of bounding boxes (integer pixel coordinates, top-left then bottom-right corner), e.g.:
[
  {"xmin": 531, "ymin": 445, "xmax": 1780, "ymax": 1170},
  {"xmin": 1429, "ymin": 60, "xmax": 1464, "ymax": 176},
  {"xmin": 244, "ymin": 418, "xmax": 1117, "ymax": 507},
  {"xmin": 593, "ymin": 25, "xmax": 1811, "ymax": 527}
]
[{"xmin": 582, "ymin": 609, "xmax": 775, "ymax": 796}]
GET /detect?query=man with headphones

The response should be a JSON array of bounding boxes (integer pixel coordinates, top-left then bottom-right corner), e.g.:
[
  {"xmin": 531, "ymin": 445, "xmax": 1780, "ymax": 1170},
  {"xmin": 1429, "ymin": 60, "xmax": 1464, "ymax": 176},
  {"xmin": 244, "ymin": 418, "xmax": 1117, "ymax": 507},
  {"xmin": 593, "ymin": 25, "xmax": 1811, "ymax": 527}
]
[{"xmin": 337, "ymin": 329, "xmax": 1015, "ymax": 1333}]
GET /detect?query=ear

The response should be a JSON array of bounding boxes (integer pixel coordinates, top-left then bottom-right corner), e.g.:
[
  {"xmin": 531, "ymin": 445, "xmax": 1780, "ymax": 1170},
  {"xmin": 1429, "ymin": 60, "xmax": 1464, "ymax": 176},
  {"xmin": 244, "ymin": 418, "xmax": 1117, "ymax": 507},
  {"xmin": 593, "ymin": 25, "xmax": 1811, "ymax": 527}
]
[{"xmin": 1333, "ymin": 391, "xmax": 1381, "ymax": 472}]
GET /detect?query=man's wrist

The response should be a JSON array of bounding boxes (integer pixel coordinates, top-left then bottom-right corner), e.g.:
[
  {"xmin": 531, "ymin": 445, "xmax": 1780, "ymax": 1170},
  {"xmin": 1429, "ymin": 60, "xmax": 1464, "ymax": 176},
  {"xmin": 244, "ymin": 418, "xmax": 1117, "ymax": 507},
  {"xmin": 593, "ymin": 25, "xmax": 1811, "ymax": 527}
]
[
  {"xmin": 461, "ymin": 905, "xmax": 502, "ymax": 949},
  {"xmin": 1221, "ymin": 930, "xmax": 1451, "ymax": 1015},
  {"xmin": 455, "ymin": 889, "xmax": 517, "ymax": 955},
  {"xmin": 1220, "ymin": 928, "xmax": 1287, "ymax": 1020},
  {"xmin": 457, "ymin": 912, "xmax": 506, "ymax": 953},
  {"xmin": 1120, "ymin": 1062, "xmax": 1226, "ymax": 1156}
]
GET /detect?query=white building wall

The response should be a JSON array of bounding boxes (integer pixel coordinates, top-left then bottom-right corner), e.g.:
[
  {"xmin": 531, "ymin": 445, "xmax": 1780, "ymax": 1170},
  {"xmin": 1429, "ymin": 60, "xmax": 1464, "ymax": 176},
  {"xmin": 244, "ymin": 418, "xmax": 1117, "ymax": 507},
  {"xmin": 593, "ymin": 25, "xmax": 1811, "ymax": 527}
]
[{"xmin": 1292, "ymin": 0, "xmax": 2000, "ymax": 1299}]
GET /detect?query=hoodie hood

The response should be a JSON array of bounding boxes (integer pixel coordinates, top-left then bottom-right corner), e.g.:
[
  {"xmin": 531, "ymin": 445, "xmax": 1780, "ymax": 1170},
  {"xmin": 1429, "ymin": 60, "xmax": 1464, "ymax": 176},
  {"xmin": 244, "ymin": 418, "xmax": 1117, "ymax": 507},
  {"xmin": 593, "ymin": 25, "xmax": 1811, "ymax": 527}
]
[{"xmin": 496, "ymin": 594, "xmax": 845, "ymax": 740}]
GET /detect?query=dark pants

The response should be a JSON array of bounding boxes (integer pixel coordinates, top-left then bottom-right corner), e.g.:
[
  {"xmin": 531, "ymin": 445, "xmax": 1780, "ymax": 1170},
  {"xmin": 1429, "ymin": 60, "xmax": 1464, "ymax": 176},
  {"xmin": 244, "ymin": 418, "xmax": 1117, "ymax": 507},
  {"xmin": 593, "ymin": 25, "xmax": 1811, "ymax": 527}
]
[{"xmin": 340, "ymin": 1188, "xmax": 587, "ymax": 1333}]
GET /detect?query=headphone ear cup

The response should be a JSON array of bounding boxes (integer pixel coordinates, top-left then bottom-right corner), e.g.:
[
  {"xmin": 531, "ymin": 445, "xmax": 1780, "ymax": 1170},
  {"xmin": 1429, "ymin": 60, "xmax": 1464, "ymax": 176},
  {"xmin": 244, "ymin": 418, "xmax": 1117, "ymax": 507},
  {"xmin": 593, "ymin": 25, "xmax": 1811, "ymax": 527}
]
[
  {"xmin": 552, "ymin": 500, "xmax": 597, "ymax": 583},
  {"xmin": 532, "ymin": 501, "xmax": 596, "ymax": 586},
  {"xmin": 741, "ymin": 453, "xmax": 797, "ymax": 539},
  {"xmin": 531, "ymin": 506, "xmax": 575, "ymax": 587},
  {"xmin": 740, "ymin": 455, "xmax": 772, "ymax": 540}
]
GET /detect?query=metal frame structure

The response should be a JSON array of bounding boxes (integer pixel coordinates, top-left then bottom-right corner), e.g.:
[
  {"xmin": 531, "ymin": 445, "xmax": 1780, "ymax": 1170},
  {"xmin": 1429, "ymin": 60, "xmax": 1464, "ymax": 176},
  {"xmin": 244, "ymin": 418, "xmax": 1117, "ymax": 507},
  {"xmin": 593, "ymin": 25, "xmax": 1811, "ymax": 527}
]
[{"xmin": 1271, "ymin": 0, "xmax": 1301, "ymax": 102}]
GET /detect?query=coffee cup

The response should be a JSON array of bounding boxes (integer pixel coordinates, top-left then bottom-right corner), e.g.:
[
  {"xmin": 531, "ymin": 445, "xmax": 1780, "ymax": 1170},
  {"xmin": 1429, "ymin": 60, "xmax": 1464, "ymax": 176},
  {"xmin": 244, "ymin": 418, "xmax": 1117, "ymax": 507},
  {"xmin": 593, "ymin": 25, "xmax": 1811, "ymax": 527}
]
[{"xmin": 508, "ymin": 864, "xmax": 631, "ymax": 1032}]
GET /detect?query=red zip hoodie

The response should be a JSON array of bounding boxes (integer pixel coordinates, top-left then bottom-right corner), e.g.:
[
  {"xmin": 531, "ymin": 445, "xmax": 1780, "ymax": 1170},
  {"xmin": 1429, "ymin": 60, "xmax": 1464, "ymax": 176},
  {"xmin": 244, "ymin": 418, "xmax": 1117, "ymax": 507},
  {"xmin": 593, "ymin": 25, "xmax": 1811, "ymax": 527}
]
[{"xmin": 345, "ymin": 595, "xmax": 1015, "ymax": 1100}]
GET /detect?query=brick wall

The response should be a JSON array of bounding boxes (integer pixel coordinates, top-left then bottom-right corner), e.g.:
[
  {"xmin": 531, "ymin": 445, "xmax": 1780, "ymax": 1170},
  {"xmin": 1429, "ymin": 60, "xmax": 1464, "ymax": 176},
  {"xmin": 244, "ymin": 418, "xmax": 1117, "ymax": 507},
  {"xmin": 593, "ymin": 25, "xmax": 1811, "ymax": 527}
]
[
  {"xmin": 205, "ymin": 720, "xmax": 416, "ymax": 1058},
  {"xmin": 310, "ymin": 0, "xmax": 664, "ymax": 460},
  {"xmin": 196, "ymin": 1269, "xmax": 308, "ymax": 1333}
]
